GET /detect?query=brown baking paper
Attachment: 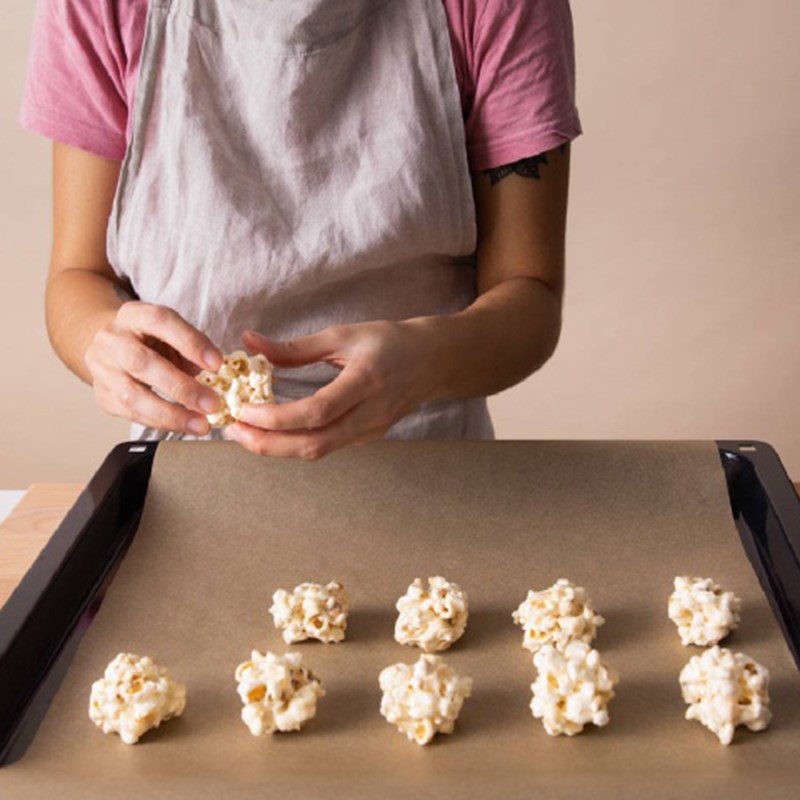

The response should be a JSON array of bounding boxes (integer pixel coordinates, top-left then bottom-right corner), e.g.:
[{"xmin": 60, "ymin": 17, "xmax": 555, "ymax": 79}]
[{"xmin": 2, "ymin": 441, "xmax": 799, "ymax": 799}]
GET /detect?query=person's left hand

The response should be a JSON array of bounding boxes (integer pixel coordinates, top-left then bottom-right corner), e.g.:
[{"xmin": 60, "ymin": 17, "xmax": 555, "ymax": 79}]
[{"xmin": 223, "ymin": 321, "xmax": 444, "ymax": 459}]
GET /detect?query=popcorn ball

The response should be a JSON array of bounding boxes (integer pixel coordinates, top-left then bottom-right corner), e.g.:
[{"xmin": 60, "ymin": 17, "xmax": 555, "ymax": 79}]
[
  {"xmin": 379, "ymin": 654, "xmax": 472, "ymax": 745},
  {"xmin": 88, "ymin": 653, "xmax": 186, "ymax": 744},
  {"xmin": 394, "ymin": 576, "xmax": 468, "ymax": 652},
  {"xmin": 235, "ymin": 650, "xmax": 324, "ymax": 735},
  {"xmin": 668, "ymin": 575, "xmax": 741, "ymax": 646},
  {"xmin": 679, "ymin": 645, "xmax": 770, "ymax": 745},
  {"xmin": 196, "ymin": 350, "xmax": 274, "ymax": 427},
  {"xmin": 269, "ymin": 581, "xmax": 349, "ymax": 644},
  {"xmin": 512, "ymin": 578, "xmax": 604, "ymax": 654},
  {"xmin": 530, "ymin": 641, "xmax": 618, "ymax": 736}
]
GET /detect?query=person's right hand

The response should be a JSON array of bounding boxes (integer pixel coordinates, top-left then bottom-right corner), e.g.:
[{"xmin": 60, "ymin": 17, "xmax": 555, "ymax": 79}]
[{"xmin": 84, "ymin": 301, "xmax": 223, "ymax": 435}]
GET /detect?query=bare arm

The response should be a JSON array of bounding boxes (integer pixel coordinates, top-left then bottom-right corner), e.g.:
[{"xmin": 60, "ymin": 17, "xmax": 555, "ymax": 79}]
[
  {"xmin": 46, "ymin": 142, "xmax": 223, "ymax": 434},
  {"xmin": 410, "ymin": 144, "xmax": 569, "ymax": 399},
  {"xmin": 46, "ymin": 143, "xmax": 129, "ymax": 382}
]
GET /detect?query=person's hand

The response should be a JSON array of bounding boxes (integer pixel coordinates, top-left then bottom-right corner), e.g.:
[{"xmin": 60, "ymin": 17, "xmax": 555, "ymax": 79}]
[
  {"xmin": 223, "ymin": 321, "xmax": 444, "ymax": 459},
  {"xmin": 85, "ymin": 301, "xmax": 223, "ymax": 435}
]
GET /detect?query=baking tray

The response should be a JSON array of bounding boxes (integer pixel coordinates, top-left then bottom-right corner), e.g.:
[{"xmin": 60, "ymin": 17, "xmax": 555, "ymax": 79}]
[{"xmin": 0, "ymin": 440, "xmax": 798, "ymax": 772}]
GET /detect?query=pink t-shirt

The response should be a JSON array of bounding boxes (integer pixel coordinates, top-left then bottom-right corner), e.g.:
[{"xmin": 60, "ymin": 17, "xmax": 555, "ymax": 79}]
[{"xmin": 19, "ymin": 0, "xmax": 581, "ymax": 171}]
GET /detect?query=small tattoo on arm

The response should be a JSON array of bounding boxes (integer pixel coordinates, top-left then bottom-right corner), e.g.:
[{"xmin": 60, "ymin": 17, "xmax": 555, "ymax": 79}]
[{"xmin": 483, "ymin": 144, "xmax": 567, "ymax": 186}]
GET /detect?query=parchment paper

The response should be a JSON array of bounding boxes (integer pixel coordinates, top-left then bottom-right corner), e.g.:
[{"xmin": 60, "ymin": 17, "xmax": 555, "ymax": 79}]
[{"xmin": 2, "ymin": 442, "xmax": 798, "ymax": 799}]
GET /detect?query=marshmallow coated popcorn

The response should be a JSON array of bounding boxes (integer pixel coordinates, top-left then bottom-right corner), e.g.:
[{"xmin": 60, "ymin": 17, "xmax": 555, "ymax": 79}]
[
  {"xmin": 269, "ymin": 581, "xmax": 349, "ymax": 644},
  {"xmin": 668, "ymin": 575, "xmax": 741, "ymax": 646},
  {"xmin": 679, "ymin": 645, "xmax": 770, "ymax": 745},
  {"xmin": 235, "ymin": 650, "xmax": 324, "ymax": 735},
  {"xmin": 530, "ymin": 640, "xmax": 618, "ymax": 736},
  {"xmin": 379, "ymin": 654, "xmax": 473, "ymax": 745},
  {"xmin": 88, "ymin": 653, "xmax": 186, "ymax": 744},
  {"xmin": 512, "ymin": 578, "xmax": 605, "ymax": 654},
  {"xmin": 394, "ymin": 576, "xmax": 468, "ymax": 652},
  {"xmin": 196, "ymin": 350, "xmax": 274, "ymax": 427}
]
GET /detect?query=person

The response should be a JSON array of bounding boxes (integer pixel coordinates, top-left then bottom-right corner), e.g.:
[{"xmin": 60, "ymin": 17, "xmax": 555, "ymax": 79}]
[{"xmin": 20, "ymin": 0, "xmax": 581, "ymax": 460}]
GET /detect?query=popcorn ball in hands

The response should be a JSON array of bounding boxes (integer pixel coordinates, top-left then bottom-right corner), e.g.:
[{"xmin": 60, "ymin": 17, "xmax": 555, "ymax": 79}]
[
  {"xmin": 270, "ymin": 581, "xmax": 349, "ymax": 644},
  {"xmin": 235, "ymin": 650, "xmax": 324, "ymax": 735},
  {"xmin": 379, "ymin": 654, "xmax": 472, "ymax": 745},
  {"xmin": 679, "ymin": 646, "xmax": 770, "ymax": 745},
  {"xmin": 668, "ymin": 576, "xmax": 741, "ymax": 646},
  {"xmin": 530, "ymin": 641, "xmax": 618, "ymax": 736},
  {"xmin": 88, "ymin": 653, "xmax": 186, "ymax": 744},
  {"xmin": 513, "ymin": 578, "xmax": 604, "ymax": 654},
  {"xmin": 394, "ymin": 576, "xmax": 468, "ymax": 652},
  {"xmin": 196, "ymin": 350, "xmax": 274, "ymax": 427}
]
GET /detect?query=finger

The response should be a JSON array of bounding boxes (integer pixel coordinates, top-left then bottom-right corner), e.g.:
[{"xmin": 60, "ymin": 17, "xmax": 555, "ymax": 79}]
[
  {"xmin": 119, "ymin": 302, "xmax": 222, "ymax": 371},
  {"xmin": 102, "ymin": 376, "xmax": 211, "ymax": 435},
  {"xmin": 225, "ymin": 400, "xmax": 385, "ymax": 460},
  {"xmin": 118, "ymin": 339, "xmax": 221, "ymax": 415},
  {"xmin": 237, "ymin": 365, "xmax": 369, "ymax": 431},
  {"xmin": 242, "ymin": 328, "xmax": 340, "ymax": 368},
  {"xmin": 148, "ymin": 338, "xmax": 200, "ymax": 375}
]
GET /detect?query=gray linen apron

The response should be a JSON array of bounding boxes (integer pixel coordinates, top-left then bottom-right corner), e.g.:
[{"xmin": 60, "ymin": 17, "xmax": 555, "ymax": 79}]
[{"xmin": 107, "ymin": 0, "xmax": 494, "ymax": 442}]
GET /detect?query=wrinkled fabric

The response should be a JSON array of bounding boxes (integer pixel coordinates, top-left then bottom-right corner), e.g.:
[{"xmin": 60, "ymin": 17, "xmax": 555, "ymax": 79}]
[{"xmin": 106, "ymin": 0, "xmax": 494, "ymax": 440}]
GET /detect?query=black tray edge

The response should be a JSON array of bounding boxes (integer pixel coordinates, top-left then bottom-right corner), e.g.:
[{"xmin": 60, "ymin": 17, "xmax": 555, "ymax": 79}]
[
  {"xmin": 717, "ymin": 440, "xmax": 800, "ymax": 667},
  {"xmin": 0, "ymin": 441, "xmax": 157, "ymax": 766}
]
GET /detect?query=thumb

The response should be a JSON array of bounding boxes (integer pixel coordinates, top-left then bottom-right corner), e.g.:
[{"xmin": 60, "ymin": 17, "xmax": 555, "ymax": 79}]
[{"xmin": 242, "ymin": 328, "xmax": 339, "ymax": 367}]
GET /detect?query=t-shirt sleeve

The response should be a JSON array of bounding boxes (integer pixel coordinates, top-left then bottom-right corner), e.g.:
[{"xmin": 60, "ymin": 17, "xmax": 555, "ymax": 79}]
[
  {"xmin": 465, "ymin": 0, "xmax": 582, "ymax": 171},
  {"xmin": 19, "ymin": 0, "xmax": 129, "ymax": 161}
]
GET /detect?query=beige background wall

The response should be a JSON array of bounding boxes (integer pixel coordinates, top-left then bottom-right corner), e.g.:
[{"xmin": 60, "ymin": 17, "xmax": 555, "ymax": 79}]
[{"xmin": 1, "ymin": 0, "xmax": 798, "ymax": 487}]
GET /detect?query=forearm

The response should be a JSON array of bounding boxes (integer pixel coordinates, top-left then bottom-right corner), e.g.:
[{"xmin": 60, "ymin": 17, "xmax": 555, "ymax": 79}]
[
  {"xmin": 407, "ymin": 275, "xmax": 562, "ymax": 401},
  {"xmin": 45, "ymin": 269, "xmax": 129, "ymax": 384}
]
